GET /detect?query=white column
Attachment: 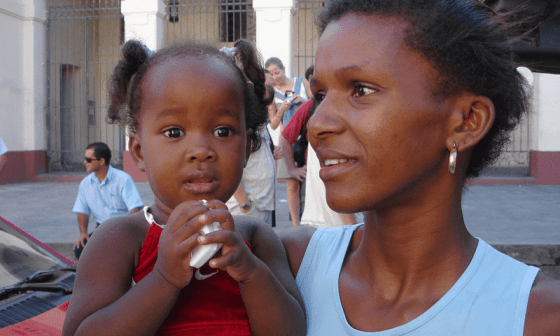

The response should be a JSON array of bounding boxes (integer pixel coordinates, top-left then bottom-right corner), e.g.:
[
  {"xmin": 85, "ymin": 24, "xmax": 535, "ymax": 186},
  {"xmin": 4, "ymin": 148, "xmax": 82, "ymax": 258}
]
[
  {"xmin": 253, "ymin": 0, "xmax": 294, "ymax": 77},
  {"xmin": 531, "ymin": 73, "xmax": 560, "ymax": 151},
  {"xmin": 121, "ymin": 0, "xmax": 166, "ymax": 52},
  {"xmin": 22, "ymin": 0, "xmax": 47, "ymax": 151},
  {"xmin": 120, "ymin": 0, "xmax": 166, "ymax": 151}
]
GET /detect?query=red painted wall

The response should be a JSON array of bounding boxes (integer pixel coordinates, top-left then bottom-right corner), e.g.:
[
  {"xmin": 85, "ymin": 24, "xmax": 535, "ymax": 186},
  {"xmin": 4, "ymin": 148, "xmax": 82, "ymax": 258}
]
[
  {"xmin": 123, "ymin": 150, "xmax": 148, "ymax": 182},
  {"xmin": 1, "ymin": 150, "xmax": 558, "ymax": 185},
  {"xmin": 530, "ymin": 151, "xmax": 560, "ymax": 184},
  {"xmin": 0, "ymin": 151, "xmax": 47, "ymax": 184}
]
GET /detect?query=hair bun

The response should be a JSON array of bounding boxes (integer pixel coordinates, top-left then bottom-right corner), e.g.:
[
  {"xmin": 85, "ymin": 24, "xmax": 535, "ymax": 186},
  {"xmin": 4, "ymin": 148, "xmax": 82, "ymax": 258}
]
[{"xmin": 122, "ymin": 40, "xmax": 150, "ymax": 70}]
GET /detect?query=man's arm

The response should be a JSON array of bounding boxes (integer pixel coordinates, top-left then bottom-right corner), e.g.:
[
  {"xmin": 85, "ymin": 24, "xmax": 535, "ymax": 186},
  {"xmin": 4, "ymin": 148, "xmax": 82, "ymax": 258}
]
[
  {"xmin": 121, "ymin": 175, "xmax": 144, "ymax": 213},
  {"xmin": 72, "ymin": 182, "xmax": 92, "ymax": 249},
  {"xmin": 73, "ymin": 213, "xmax": 90, "ymax": 249}
]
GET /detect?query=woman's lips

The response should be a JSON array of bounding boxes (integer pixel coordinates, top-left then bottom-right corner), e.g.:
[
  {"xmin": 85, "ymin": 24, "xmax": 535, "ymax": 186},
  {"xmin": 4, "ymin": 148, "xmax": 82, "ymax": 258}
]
[
  {"xmin": 319, "ymin": 158, "xmax": 356, "ymax": 181},
  {"xmin": 323, "ymin": 159, "xmax": 348, "ymax": 167}
]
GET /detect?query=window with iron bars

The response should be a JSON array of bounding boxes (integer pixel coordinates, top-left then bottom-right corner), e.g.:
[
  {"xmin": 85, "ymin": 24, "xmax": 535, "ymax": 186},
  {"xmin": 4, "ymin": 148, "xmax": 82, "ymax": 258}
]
[{"xmin": 220, "ymin": 0, "xmax": 249, "ymax": 42}]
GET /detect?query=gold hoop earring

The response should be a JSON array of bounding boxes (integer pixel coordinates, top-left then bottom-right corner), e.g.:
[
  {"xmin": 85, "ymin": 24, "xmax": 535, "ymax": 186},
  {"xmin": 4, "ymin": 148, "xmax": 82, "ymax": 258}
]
[{"xmin": 449, "ymin": 142, "xmax": 458, "ymax": 174}]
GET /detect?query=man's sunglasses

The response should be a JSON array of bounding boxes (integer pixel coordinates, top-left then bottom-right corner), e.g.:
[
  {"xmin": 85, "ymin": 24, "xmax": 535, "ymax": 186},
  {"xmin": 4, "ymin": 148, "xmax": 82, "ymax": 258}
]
[{"xmin": 84, "ymin": 157, "xmax": 100, "ymax": 163}]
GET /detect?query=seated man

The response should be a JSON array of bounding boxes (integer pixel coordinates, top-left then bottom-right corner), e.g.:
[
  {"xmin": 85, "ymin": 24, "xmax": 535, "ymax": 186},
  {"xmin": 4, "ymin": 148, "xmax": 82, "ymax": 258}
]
[{"xmin": 72, "ymin": 142, "xmax": 143, "ymax": 259}]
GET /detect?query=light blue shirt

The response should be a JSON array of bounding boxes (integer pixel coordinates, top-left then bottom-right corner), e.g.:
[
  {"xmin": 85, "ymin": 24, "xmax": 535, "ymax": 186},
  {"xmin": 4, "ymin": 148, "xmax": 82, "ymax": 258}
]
[
  {"xmin": 72, "ymin": 166, "xmax": 143, "ymax": 224},
  {"xmin": 297, "ymin": 224, "xmax": 539, "ymax": 335},
  {"xmin": 0, "ymin": 137, "xmax": 7, "ymax": 156}
]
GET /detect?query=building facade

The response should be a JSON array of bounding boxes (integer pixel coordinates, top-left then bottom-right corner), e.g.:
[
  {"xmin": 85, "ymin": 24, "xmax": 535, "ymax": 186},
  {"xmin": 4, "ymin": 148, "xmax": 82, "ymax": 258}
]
[{"xmin": 0, "ymin": 0, "xmax": 559, "ymax": 184}]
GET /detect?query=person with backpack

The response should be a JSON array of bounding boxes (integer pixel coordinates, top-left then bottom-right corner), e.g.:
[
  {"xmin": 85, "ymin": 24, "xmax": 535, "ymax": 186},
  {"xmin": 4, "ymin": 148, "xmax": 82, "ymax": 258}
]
[{"xmin": 265, "ymin": 58, "xmax": 312, "ymax": 226}]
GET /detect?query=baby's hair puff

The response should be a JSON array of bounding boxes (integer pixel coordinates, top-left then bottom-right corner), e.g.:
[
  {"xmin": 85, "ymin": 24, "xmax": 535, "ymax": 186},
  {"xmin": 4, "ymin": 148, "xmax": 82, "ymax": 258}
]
[{"xmin": 107, "ymin": 39, "xmax": 271, "ymax": 152}]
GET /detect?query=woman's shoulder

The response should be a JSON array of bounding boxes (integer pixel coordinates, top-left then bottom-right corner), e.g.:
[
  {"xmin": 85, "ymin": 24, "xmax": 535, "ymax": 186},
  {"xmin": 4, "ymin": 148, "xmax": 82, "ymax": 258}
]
[
  {"xmin": 524, "ymin": 271, "xmax": 560, "ymax": 335},
  {"xmin": 279, "ymin": 225, "xmax": 317, "ymax": 249}
]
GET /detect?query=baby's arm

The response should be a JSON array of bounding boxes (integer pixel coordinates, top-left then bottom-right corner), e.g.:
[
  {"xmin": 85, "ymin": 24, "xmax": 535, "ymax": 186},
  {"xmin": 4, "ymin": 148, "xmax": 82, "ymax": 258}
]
[
  {"xmin": 198, "ymin": 201, "xmax": 305, "ymax": 336},
  {"xmin": 237, "ymin": 217, "xmax": 306, "ymax": 336},
  {"xmin": 62, "ymin": 202, "xmax": 211, "ymax": 336}
]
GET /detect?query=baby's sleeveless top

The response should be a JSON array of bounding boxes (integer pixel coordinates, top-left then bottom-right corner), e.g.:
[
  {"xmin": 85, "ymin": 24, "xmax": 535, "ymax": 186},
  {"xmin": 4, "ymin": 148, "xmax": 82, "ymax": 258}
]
[
  {"xmin": 296, "ymin": 224, "xmax": 540, "ymax": 336},
  {"xmin": 133, "ymin": 222, "xmax": 252, "ymax": 336}
]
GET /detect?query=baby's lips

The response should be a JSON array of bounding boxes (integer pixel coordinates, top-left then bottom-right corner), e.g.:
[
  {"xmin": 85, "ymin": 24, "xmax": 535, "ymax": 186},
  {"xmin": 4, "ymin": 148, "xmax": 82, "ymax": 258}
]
[{"xmin": 189, "ymin": 177, "xmax": 212, "ymax": 183}]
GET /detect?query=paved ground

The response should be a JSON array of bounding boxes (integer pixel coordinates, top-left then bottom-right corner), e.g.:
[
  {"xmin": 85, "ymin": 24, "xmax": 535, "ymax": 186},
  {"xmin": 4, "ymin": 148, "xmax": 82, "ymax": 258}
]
[{"xmin": 1, "ymin": 179, "xmax": 559, "ymax": 277}]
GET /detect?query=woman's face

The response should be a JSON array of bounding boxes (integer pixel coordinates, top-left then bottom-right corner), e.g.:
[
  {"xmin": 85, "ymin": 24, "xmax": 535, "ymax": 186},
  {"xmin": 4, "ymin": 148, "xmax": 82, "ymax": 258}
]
[
  {"xmin": 266, "ymin": 64, "xmax": 287, "ymax": 86},
  {"xmin": 265, "ymin": 72, "xmax": 275, "ymax": 87},
  {"xmin": 309, "ymin": 13, "xmax": 453, "ymax": 213}
]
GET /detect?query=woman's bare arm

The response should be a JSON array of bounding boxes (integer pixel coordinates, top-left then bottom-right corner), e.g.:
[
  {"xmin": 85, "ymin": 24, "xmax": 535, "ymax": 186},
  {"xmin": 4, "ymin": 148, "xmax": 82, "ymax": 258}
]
[
  {"xmin": 524, "ymin": 272, "xmax": 560, "ymax": 335},
  {"xmin": 268, "ymin": 103, "xmax": 282, "ymax": 130}
]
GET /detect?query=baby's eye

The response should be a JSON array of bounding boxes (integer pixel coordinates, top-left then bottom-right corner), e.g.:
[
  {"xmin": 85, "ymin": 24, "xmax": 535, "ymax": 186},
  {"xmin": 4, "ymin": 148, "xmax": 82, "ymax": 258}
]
[
  {"xmin": 163, "ymin": 128, "xmax": 184, "ymax": 138},
  {"xmin": 213, "ymin": 127, "xmax": 232, "ymax": 138},
  {"xmin": 352, "ymin": 84, "xmax": 377, "ymax": 98}
]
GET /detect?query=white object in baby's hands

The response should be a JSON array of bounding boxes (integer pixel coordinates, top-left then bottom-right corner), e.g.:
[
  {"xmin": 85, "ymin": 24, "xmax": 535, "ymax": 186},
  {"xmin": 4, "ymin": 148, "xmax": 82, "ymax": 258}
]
[{"xmin": 189, "ymin": 200, "xmax": 223, "ymax": 268}]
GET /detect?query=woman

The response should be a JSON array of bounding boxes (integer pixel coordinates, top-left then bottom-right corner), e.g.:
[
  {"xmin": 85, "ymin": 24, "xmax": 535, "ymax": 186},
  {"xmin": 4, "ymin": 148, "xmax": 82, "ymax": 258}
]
[
  {"xmin": 281, "ymin": 0, "xmax": 560, "ymax": 334},
  {"xmin": 265, "ymin": 57, "xmax": 312, "ymax": 226}
]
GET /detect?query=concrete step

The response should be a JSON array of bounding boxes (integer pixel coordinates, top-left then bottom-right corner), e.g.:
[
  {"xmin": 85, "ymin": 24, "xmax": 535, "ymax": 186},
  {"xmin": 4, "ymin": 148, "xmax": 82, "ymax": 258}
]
[
  {"xmin": 47, "ymin": 243, "xmax": 560, "ymax": 280},
  {"xmin": 494, "ymin": 245, "xmax": 560, "ymax": 279}
]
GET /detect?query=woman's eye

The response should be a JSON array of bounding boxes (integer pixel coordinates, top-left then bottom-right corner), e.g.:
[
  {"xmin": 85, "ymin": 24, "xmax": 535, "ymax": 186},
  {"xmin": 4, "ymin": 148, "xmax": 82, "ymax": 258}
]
[
  {"xmin": 213, "ymin": 127, "xmax": 232, "ymax": 138},
  {"xmin": 314, "ymin": 92, "xmax": 325, "ymax": 104},
  {"xmin": 352, "ymin": 84, "xmax": 377, "ymax": 97},
  {"xmin": 163, "ymin": 128, "xmax": 184, "ymax": 138}
]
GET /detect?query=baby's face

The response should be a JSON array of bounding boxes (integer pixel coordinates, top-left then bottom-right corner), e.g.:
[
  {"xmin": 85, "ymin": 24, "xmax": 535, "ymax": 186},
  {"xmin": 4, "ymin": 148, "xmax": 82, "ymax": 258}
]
[{"xmin": 135, "ymin": 56, "xmax": 249, "ymax": 212}]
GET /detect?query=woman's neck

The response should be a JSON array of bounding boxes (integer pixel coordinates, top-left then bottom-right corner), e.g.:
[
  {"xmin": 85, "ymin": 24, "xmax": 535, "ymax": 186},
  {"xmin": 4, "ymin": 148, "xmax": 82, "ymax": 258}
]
[
  {"xmin": 339, "ymin": 202, "xmax": 478, "ymax": 331},
  {"xmin": 347, "ymin": 183, "xmax": 477, "ymax": 293}
]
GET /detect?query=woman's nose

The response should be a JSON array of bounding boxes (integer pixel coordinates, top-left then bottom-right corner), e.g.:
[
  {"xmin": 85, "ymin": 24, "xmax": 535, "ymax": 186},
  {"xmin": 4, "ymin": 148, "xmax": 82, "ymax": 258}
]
[{"xmin": 307, "ymin": 97, "xmax": 345, "ymax": 142}]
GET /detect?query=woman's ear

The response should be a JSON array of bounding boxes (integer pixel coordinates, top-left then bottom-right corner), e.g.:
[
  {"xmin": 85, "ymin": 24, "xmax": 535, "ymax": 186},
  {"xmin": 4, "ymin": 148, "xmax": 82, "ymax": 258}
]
[
  {"xmin": 245, "ymin": 129, "xmax": 253, "ymax": 167},
  {"xmin": 128, "ymin": 132, "xmax": 146, "ymax": 172},
  {"xmin": 446, "ymin": 93, "xmax": 495, "ymax": 152}
]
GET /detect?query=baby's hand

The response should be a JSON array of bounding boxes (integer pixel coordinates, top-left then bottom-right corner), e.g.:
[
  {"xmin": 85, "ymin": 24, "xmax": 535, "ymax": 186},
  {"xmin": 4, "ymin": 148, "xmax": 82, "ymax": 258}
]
[
  {"xmin": 154, "ymin": 200, "xmax": 210, "ymax": 289},
  {"xmin": 196, "ymin": 200, "xmax": 257, "ymax": 283}
]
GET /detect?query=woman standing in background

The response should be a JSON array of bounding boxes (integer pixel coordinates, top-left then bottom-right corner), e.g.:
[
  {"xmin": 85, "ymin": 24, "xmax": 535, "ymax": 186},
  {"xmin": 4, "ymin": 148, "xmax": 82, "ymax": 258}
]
[{"xmin": 265, "ymin": 57, "xmax": 312, "ymax": 226}]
